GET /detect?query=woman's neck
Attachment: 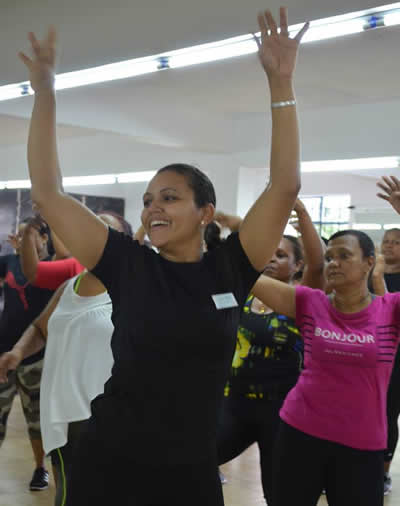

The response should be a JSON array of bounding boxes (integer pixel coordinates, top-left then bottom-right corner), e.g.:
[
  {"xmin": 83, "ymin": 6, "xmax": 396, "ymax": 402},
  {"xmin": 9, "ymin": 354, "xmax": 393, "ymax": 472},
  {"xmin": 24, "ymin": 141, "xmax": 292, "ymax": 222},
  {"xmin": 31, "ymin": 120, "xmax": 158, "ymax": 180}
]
[
  {"xmin": 159, "ymin": 240, "xmax": 204, "ymax": 263},
  {"xmin": 332, "ymin": 284, "xmax": 372, "ymax": 314},
  {"xmin": 384, "ymin": 261, "xmax": 400, "ymax": 274}
]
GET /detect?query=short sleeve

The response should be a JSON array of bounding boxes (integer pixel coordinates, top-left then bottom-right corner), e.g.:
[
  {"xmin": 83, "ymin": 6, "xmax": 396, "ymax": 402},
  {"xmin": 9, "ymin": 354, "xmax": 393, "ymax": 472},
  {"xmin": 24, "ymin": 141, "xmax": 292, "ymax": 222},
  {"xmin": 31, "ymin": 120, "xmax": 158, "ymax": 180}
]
[
  {"xmin": 295, "ymin": 285, "xmax": 326, "ymax": 328},
  {"xmin": 216, "ymin": 232, "xmax": 261, "ymax": 307},
  {"xmin": 90, "ymin": 228, "xmax": 143, "ymax": 307},
  {"xmin": 34, "ymin": 258, "xmax": 85, "ymax": 290}
]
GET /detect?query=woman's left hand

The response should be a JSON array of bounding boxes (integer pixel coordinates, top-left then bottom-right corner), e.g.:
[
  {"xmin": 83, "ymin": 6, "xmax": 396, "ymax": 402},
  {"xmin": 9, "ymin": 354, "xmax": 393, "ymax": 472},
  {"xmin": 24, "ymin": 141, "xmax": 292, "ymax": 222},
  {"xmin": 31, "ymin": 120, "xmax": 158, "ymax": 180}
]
[
  {"xmin": 254, "ymin": 7, "xmax": 309, "ymax": 83},
  {"xmin": 377, "ymin": 176, "xmax": 400, "ymax": 214}
]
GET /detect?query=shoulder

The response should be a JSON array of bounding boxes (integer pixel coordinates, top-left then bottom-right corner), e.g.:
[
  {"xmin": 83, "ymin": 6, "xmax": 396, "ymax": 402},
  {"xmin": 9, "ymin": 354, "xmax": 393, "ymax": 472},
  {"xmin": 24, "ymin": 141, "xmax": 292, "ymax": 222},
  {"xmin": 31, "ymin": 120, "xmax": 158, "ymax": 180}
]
[{"xmin": 295, "ymin": 285, "xmax": 328, "ymax": 309}]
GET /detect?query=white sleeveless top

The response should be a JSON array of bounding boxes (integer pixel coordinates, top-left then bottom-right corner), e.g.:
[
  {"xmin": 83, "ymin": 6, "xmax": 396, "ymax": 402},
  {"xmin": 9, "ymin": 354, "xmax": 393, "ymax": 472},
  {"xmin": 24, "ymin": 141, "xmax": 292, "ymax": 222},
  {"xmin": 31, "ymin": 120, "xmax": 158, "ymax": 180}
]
[{"xmin": 40, "ymin": 275, "xmax": 114, "ymax": 454}]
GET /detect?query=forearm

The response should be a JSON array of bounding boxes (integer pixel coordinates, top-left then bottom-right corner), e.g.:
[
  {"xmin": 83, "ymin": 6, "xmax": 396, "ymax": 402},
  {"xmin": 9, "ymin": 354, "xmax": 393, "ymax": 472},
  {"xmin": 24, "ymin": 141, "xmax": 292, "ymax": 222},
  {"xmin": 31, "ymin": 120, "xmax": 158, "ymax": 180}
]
[
  {"xmin": 13, "ymin": 324, "xmax": 46, "ymax": 360},
  {"xmin": 297, "ymin": 209, "xmax": 325, "ymax": 287},
  {"xmin": 372, "ymin": 272, "xmax": 387, "ymax": 296},
  {"xmin": 20, "ymin": 230, "xmax": 40, "ymax": 283},
  {"xmin": 269, "ymin": 79, "xmax": 300, "ymax": 196},
  {"xmin": 28, "ymin": 89, "xmax": 63, "ymax": 205}
]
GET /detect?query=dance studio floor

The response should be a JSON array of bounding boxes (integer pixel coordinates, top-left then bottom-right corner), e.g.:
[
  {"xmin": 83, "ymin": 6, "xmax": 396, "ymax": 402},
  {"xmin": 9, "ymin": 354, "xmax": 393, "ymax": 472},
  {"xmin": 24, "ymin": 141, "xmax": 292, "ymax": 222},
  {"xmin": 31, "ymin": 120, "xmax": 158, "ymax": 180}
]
[{"xmin": 1, "ymin": 397, "xmax": 399, "ymax": 505}]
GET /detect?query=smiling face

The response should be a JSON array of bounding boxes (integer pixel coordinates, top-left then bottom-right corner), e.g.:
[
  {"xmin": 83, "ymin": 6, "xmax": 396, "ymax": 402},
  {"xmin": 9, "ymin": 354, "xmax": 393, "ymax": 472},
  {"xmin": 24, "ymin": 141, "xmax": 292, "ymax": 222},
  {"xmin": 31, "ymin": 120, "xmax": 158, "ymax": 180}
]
[
  {"xmin": 263, "ymin": 238, "xmax": 301, "ymax": 283},
  {"xmin": 382, "ymin": 230, "xmax": 400, "ymax": 265},
  {"xmin": 141, "ymin": 170, "xmax": 214, "ymax": 256},
  {"xmin": 325, "ymin": 234, "xmax": 374, "ymax": 289}
]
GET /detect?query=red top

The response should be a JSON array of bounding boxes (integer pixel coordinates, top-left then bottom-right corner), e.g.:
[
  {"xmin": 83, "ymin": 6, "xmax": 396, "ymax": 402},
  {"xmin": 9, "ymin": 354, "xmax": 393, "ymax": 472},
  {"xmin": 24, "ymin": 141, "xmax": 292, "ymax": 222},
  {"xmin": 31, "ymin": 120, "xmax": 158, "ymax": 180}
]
[{"xmin": 34, "ymin": 258, "xmax": 85, "ymax": 290}]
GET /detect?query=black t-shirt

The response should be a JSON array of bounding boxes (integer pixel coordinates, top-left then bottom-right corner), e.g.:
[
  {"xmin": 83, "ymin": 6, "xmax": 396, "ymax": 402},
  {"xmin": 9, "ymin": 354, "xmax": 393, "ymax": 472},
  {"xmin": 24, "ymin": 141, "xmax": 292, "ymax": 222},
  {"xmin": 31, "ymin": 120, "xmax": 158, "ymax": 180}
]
[
  {"xmin": 384, "ymin": 272, "xmax": 400, "ymax": 380},
  {"xmin": 90, "ymin": 228, "xmax": 260, "ymax": 463},
  {"xmin": 0, "ymin": 254, "xmax": 54, "ymax": 364},
  {"xmin": 226, "ymin": 295, "xmax": 303, "ymax": 399},
  {"xmin": 384, "ymin": 272, "xmax": 400, "ymax": 293}
]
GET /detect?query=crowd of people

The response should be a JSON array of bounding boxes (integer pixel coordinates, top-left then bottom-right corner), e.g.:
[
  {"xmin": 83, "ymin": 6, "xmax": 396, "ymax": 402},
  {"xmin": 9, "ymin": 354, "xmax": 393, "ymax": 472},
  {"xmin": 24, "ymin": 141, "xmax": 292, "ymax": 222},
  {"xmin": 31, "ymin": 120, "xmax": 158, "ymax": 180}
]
[{"xmin": 0, "ymin": 6, "xmax": 399, "ymax": 506}]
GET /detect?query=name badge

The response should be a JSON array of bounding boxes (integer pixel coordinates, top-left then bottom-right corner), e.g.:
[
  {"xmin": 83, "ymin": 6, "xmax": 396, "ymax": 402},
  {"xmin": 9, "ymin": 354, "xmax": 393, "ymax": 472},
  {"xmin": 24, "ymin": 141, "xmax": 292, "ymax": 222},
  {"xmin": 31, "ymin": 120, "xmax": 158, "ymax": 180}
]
[{"xmin": 212, "ymin": 293, "xmax": 238, "ymax": 310}]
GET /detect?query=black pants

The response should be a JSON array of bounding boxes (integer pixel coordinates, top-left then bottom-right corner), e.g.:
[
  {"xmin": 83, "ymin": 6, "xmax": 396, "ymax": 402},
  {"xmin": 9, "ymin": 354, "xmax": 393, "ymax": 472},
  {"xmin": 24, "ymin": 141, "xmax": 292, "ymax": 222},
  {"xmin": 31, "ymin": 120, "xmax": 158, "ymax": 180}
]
[
  {"xmin": 274, "ymin": 421, "xmax": 384, "ymax": 506},
  {"xmin": 385, "ymin": 350, "xmax": 400, "ymax": 463},
  {"xmin": 66, "ymin": 420, "xmax": 224, "ymax": 506},
  {"xmin": 217, "ymin": 396, "xmax": 283, "ymax": 505},
  {"xmin": 50, "ymin": 420, "xmax": 89, "ymax": 506}
]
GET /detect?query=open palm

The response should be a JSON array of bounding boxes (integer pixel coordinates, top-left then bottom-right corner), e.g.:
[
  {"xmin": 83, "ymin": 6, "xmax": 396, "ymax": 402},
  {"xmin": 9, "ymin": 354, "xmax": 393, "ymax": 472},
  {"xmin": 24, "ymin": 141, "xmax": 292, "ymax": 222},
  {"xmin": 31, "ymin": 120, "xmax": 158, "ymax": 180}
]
[
  {"xmin": 19, "ymin": 27, "xmax": 57, "ymax": 92},
  {"xmin": 377, "ymin": 176, "xmax": 400, "ymax": 215},
  {"xmin": 255, "ymin": 8, "xmax": 309, "ymax": 81}
]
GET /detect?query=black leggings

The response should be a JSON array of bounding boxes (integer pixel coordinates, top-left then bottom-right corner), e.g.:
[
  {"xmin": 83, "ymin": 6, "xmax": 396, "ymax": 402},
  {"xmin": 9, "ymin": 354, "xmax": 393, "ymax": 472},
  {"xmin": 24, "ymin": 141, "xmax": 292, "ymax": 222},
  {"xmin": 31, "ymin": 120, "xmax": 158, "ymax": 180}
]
[
  {"xmin": 274, "ymin": 421, "xmax": 384, "ymax": 506},
  {"xmin": 66, "ymin": 421, "xmax": 224, "ymax": 506},
  {"xmin": 50, "ymin": 420, "xmax": 89, "ymax": 506},
  {"xmin": 217, "ymin": 397, "xmax": 283, "ymax": 505},
  {"xmin": 385, "ymin": 350, "xmax": 400, "ymax": 462}
]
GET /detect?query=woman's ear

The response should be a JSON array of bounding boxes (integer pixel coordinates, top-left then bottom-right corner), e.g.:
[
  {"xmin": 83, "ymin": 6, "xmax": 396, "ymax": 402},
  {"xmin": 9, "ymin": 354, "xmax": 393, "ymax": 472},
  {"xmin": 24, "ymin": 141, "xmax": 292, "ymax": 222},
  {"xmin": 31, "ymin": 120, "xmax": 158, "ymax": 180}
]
[
  {"xmin": 295, "ymin": 259, "xmax": 305, "ymax": 273},
  {"xmin": 366, "ymin": 255, "xmax": 376, "ymax": 273},
  {"xmin": 201, "ymin": 204, "xmax": 215, "ymax": 226}
]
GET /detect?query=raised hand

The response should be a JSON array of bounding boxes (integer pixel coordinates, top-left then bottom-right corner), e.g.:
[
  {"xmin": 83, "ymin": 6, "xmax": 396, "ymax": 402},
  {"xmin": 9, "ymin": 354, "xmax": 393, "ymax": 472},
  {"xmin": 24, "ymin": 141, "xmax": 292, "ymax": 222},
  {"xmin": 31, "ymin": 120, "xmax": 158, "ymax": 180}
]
[
  {"xmin": 374, "ymin": 246, "xmax": 386, "ymax": 276},
  {"xmin": 293, "ymin": 198, "xmax": 307, "ymax": 215},
  {"xmin": 18, "ymin": 27, "xmax": 57, "ymax": 92},
  {"xmin": 254, "ymin": 7, "xmax": 309, "ymax": 82},
  {"xmin": 214, "ymin": 211, "xmax": 242, "ymax": 232},
  {"xmin": 0, "ymin": 350, "xmax": 22, "ymax": 383},
  {"xmin": 377, "ymin": 176, "xmax": 400, "ymax": 214},
  {"xmin": 7, "ymin": 234, "xmax": 19, "ymax": 251}
]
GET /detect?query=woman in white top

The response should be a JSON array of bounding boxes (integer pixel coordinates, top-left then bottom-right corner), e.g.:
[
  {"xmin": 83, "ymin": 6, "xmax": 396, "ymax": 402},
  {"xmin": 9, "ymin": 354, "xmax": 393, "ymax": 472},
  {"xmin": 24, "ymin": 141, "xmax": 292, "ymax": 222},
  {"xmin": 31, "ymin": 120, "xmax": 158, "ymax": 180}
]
[{"xmin": 0, "ymin": 212, "xmax": 132, "ymax": 506}]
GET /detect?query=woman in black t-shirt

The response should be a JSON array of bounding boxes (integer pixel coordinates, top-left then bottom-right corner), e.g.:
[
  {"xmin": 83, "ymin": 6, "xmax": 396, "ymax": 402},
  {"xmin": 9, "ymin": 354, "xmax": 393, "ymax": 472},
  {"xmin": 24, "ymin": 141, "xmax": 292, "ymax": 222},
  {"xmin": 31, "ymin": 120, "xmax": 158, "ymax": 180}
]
[
  {"xmin": 215, "ymin": 201, "xmax": 325, "ymax": 504},
  {"xmin": 19, "ymin": 9, "xmax": 308, "ymax": 505}
]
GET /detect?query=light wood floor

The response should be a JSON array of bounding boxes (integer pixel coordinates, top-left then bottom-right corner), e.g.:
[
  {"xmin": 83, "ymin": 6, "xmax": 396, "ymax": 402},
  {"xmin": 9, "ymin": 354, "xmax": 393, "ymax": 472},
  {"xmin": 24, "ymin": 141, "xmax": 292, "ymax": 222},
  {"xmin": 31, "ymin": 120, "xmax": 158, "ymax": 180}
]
[{"xmin": 1, "ymin": 397, "xmax": 399, "ymax": 505}]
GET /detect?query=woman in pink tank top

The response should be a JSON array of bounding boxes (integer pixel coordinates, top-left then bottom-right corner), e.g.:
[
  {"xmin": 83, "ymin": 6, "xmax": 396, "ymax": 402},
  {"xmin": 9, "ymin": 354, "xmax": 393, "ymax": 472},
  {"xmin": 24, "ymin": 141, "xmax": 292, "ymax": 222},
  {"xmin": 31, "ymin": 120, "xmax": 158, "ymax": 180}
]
[{"xmin": 251, "ymin": 212, "xmax": 400, "ymax": 505}]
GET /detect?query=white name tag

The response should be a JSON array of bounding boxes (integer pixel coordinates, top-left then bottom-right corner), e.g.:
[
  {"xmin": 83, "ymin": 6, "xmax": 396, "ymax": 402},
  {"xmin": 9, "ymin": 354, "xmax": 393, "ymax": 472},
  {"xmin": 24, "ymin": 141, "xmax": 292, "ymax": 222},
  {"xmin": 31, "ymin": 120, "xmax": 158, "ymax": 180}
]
[{"xmin": 212, "ymin": 293, "xmax": 238, "ymax": 310}]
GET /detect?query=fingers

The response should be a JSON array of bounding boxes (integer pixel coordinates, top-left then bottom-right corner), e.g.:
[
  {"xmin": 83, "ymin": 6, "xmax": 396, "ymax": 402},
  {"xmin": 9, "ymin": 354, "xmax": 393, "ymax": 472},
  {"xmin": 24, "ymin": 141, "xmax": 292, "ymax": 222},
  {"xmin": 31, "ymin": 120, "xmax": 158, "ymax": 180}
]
[
  {"xmin": 257, "ymin": 12, "xmax": 269, "ymax": 39},
  {"xmin": 28, "ymin": 32, "xmax": 41, "ymax": 56},
  {"xmin": 377, "ymin": 193, "xmax": 390, "ymax": 202},
  {"xmin": 280, "ymin": 7, "xmax": 289, "ymax": 36},
  {"xmin": 18, "ymin": 51, "xmax": 33, "ymax": 69},
  {"xmin": 295, "ymin": 21, "xmax": 310, "ymax": 42},
  {"xmin": 377, "ymin": 180, "xmax": 393, "ymax": 195},
  {"xmin": 264, "ymin": 10, "xmax": 278, "ymax": 36},
  {"xmin": 382, "ymin": 176, "xmax": 397, "ymax": 192},
  {"xmin": 46, "ymin": 26, "xmax": 57, "ymax": 48},
  {"xmin": 390, "ymin": 175, "xmax": 400, "ymax": 190}
]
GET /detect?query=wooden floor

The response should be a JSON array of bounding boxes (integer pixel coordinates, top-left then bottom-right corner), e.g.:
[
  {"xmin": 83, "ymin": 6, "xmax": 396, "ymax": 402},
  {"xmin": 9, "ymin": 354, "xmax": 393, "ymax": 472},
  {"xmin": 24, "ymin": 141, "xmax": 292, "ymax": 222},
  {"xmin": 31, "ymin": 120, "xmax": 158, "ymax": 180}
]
[{"xmin": 1, "ymin": 397, "xmax": 399, "ymax": 505}]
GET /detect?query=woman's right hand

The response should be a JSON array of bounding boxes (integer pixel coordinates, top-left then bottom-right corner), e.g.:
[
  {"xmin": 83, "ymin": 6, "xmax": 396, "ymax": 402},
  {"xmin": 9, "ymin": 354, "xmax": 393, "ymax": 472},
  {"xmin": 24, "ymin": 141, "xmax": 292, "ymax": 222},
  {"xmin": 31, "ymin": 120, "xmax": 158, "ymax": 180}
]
[
  {"xmin": 0, "ymin": 350, "xmax": 23, "ymax": 383},
  {"xmin": 18, "ymin": 27, "xmax": 57, "ymax": 92}
]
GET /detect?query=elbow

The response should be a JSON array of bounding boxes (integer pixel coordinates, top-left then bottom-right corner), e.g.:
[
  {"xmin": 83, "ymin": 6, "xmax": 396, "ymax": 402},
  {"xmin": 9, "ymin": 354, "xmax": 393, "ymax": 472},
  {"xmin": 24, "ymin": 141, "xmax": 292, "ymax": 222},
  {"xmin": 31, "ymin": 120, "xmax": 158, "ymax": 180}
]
[{"xmin": 30, "ymin": 187, "xmax": 64, "ymax": 211}]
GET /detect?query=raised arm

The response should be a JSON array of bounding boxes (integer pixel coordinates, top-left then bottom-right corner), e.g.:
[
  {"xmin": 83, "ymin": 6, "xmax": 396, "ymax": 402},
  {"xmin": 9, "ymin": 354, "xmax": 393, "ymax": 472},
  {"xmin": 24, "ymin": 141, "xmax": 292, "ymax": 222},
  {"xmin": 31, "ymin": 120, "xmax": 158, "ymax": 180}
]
[
  {"xmin": 239, "ymin": 8, "xmax": 309, "ymax": 271},
  {"xmin": 20, "ymin": 217, "xmax": 46, "ymax": 283},
  {"xmin": 19, "ymin": 28, "xmax": 108, "ymax": 270},
  {"xmin": 214, "ymin": 211, "xmax": 243, "ymax": 233},
  {"xmin": 293, "ymin": 199, "xmax": 325, "ymax": 289},
  {"xmin": 0, "ymin": 282, "xmax": 66, "ymax": 383},
  {"xmin": 371, "ymin": 248, "xmax": 387, "ymax": 296},
  {"xmin": 251, "ymin": 275, "xmax": 296, "ymax": 318}
]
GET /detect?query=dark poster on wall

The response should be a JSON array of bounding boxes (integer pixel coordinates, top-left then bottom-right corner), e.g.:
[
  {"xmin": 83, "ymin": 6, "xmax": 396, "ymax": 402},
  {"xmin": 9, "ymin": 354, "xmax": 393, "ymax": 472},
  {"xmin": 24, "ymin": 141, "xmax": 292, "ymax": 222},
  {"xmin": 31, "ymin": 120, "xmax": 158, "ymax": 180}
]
[{"xmin": 0, "ymin": 189, "xmax": 125, "ymax": 312}]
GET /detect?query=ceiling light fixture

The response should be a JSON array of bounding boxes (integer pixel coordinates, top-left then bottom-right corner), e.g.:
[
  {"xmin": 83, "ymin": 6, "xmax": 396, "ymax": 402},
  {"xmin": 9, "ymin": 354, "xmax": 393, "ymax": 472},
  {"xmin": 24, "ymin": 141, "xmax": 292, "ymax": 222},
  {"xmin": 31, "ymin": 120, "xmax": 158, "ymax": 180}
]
[
  {"xmin": 301, "ymin": 156, "xmax": 399, "ymax": 173},
  {"xmin": 0, "ymin": 3, "xmax": 399, "ymax": 101},
  {"xmin": 0, "ymin": 170, "xmax": 156, "ymax": 189}
]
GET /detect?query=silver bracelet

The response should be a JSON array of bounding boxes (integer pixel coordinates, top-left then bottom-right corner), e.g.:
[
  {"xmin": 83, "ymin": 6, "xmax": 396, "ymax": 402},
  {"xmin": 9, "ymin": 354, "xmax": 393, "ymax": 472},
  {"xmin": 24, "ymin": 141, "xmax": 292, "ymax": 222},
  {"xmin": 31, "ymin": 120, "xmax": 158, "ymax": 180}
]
[{"xmin": 271, "ymin": 99, "xmax": 296, "ymax": 109}]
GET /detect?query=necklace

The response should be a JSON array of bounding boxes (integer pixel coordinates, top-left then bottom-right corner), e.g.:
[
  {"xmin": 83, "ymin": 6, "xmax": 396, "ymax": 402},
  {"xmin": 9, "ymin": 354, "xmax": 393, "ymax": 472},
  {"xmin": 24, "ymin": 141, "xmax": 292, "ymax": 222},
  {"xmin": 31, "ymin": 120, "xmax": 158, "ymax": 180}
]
[{"xmin": 252, "ymin": 297, "xmax": 268, "ymax": 314}]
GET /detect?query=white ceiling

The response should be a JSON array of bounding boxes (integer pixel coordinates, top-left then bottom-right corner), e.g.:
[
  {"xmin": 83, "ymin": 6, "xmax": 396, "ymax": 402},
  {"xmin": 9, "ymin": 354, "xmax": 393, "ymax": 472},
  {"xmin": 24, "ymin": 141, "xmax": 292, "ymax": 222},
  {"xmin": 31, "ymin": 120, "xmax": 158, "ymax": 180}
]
[{"xmin": 0, "ymin": 0, "xmax": 399, "ymax": 181}]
